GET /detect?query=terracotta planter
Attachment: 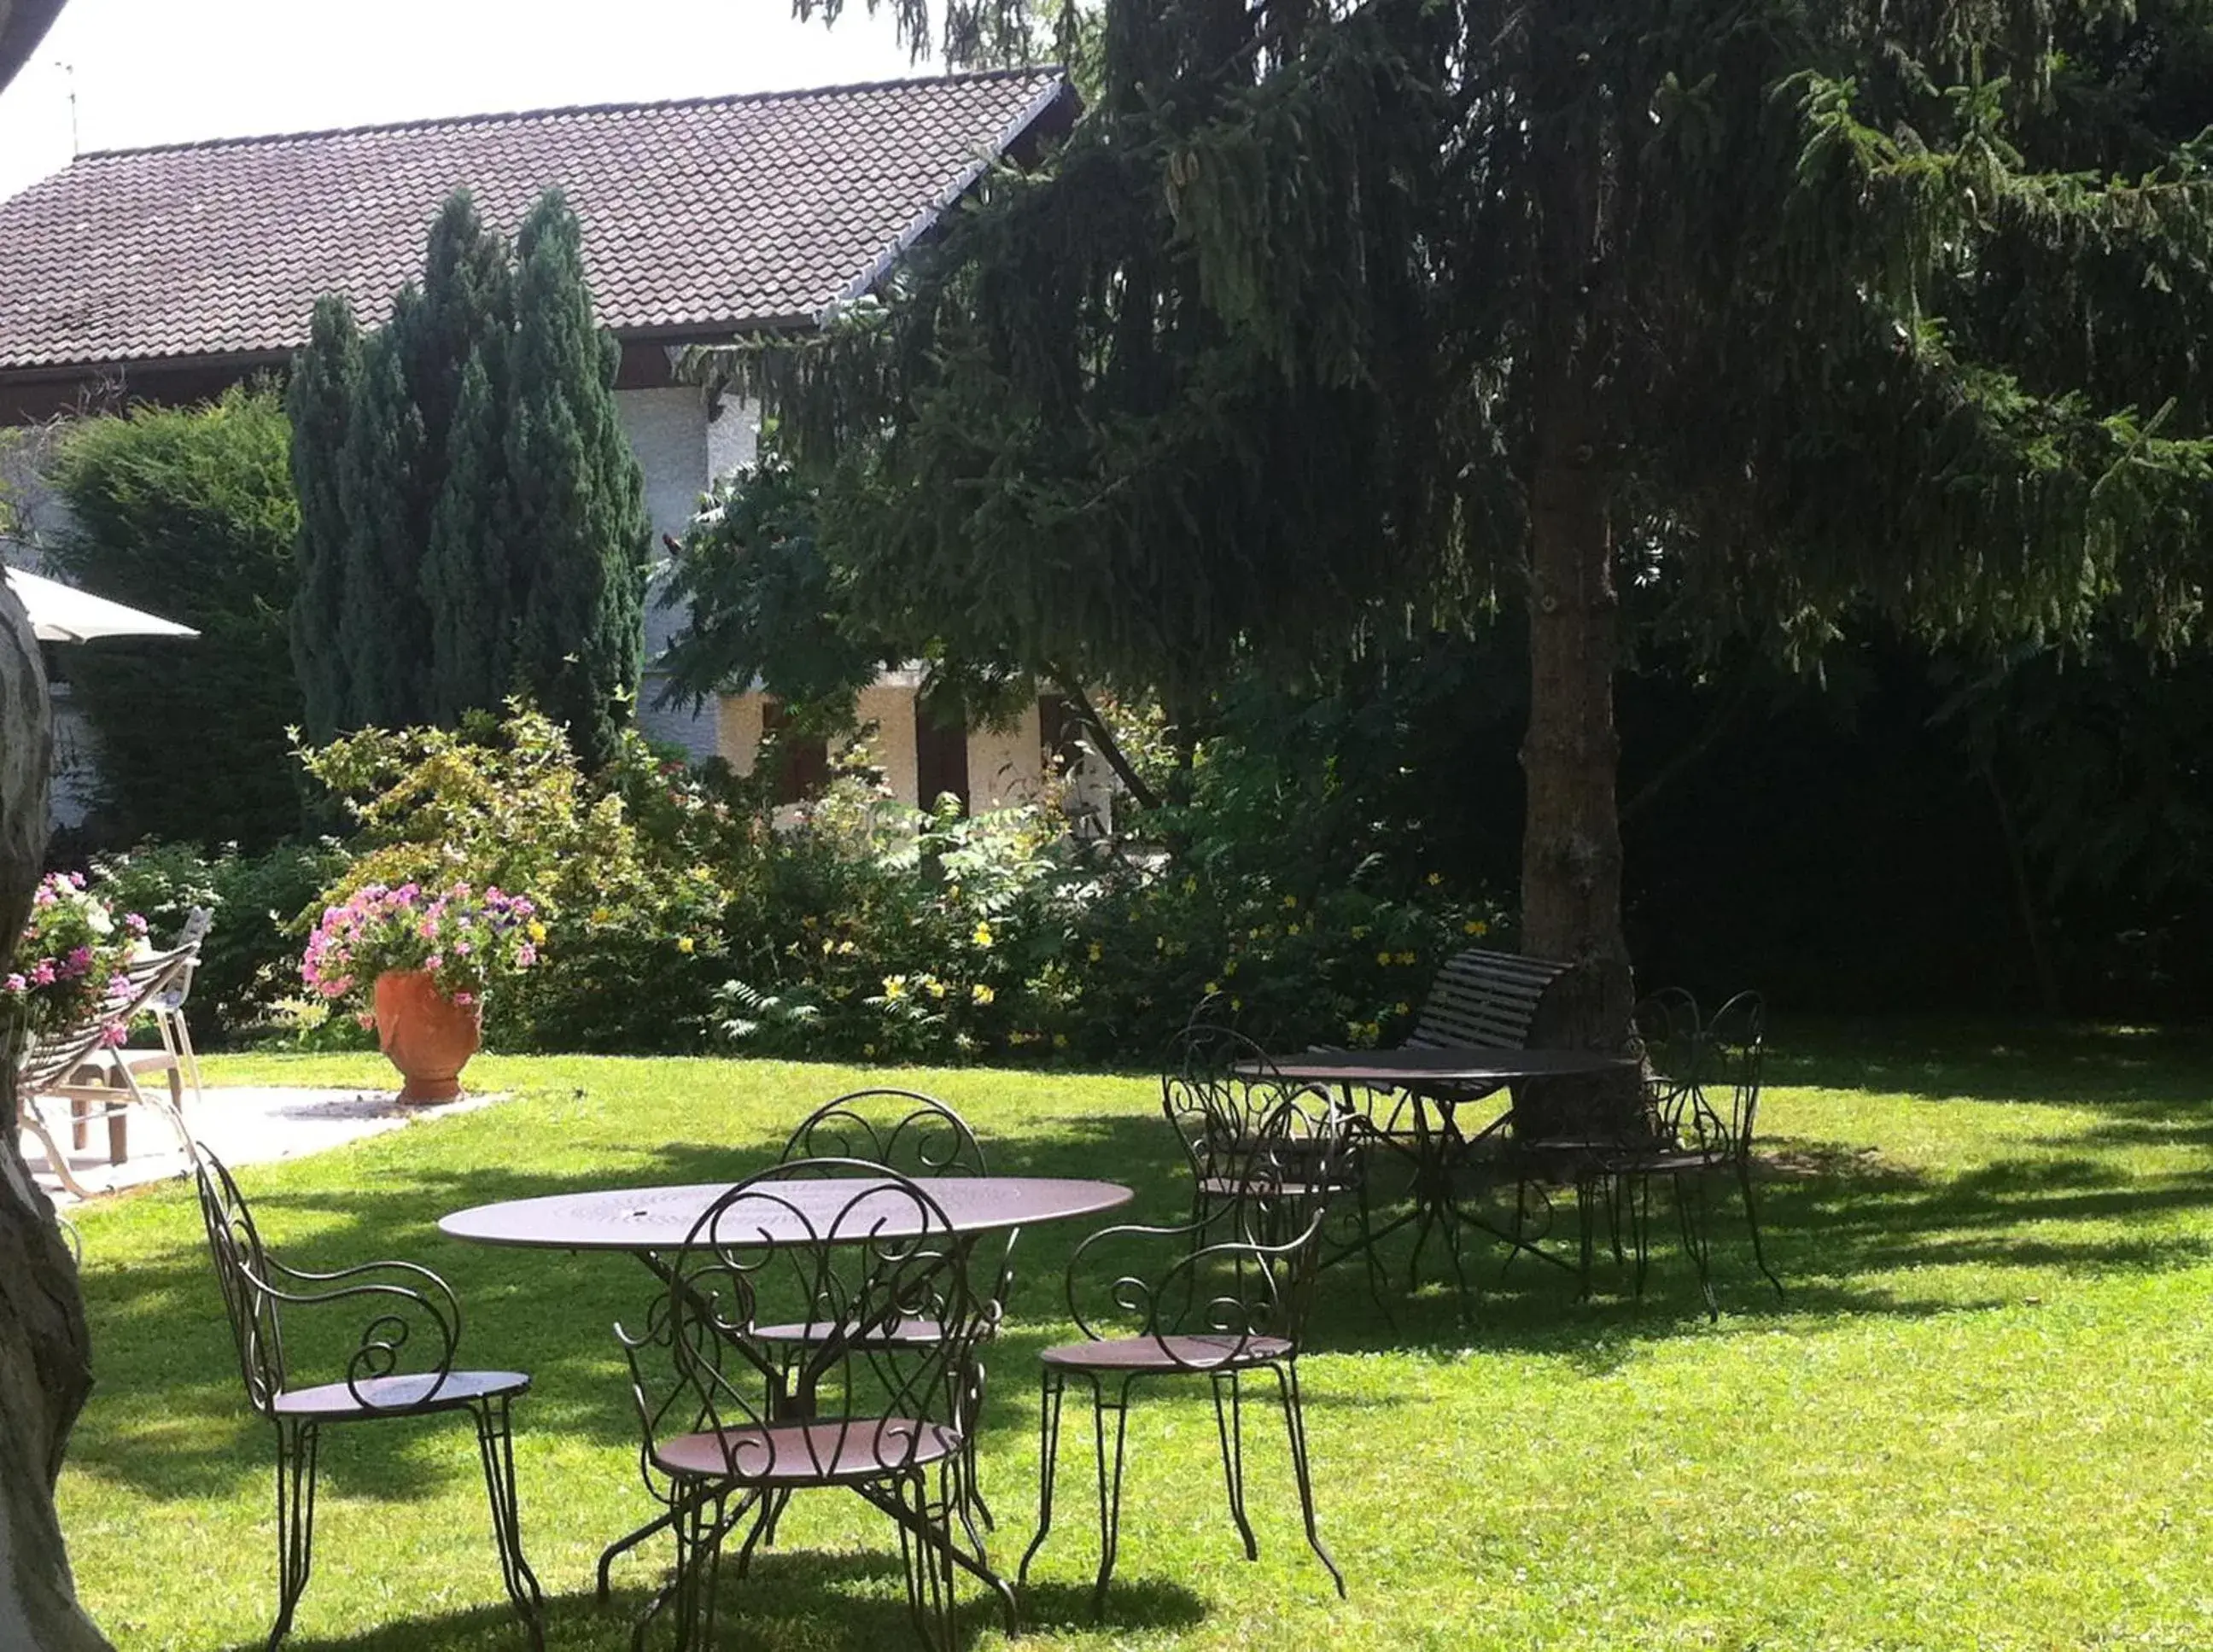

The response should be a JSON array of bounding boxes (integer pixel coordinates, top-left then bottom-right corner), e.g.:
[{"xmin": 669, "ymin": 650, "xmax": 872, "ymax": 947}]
[{"xmin": 372, "ymin": 969, "xmax": 482, "ymax": 1105}]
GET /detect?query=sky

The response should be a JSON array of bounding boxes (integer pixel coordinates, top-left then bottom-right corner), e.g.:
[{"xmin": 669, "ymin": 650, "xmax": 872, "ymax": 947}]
[{"xmin": 0, "ymin": 0, "xmax": 927, "ymax": 202}]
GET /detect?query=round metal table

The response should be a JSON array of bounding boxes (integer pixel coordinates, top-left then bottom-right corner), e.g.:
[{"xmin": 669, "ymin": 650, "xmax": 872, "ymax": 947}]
[
  {"xmin": 441, "ymin": 1174, "xmax": 1133, "ymax": 1614},
  {"xmin": 1237, "ymin": 1047, "xmax": 1639, "ymax": 1302},
  {"xmin": 440, "ymin": 1175, "xmax": 1132, "ymax": 1252}
]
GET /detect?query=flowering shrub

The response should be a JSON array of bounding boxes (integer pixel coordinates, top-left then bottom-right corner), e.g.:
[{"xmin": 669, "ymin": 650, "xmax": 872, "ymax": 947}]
[
  {"xmin": 301, "ymin": 882, "xmax": 544, "ymax": 1019},
  {"xmin": 3, "ymin": 872, "xmax": 149, "ymax": 1036}
]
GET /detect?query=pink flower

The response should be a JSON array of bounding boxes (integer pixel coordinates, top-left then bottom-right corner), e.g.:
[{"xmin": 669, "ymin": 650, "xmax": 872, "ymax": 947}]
[
  {"xmin": 452, "ymin": 990, "xmax": 476, "ymax": 1006},
  {"xmin": 30, "ymin": 960, "xmax": 56, "ymax": 986},
  {"xmin": 453, "ymin": 941, "xmax": 472, "ymax": 956},
  {"xmin": 514, "ymin": 943, "xmax": 537, "ymax": 968},
  {"xmin": 355, "ymin": 1011, "xmax": 377, "ymax": 1029},
  {"xmin": 3, "ymin": 974, "xmax": 25, "ymax": 993}
]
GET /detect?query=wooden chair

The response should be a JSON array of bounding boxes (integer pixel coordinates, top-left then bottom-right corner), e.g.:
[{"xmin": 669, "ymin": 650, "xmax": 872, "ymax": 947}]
[
  {"xmin": 15, "ymin": 941, "xmax": 199, "ymax": 1198},
  {"xmin": 1404, "ymin": 947, "xmax": 1574, "ymax": 1051},
  {"xmin": 192, "ymin": 1147, "xmax": 544, "ymax": 1649}
]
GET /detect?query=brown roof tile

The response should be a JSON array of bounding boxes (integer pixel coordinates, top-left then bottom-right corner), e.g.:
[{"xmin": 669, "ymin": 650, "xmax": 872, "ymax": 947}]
[{"xmin": 0, "ymin": 68, "xmax": 1070, "ymax": 372}]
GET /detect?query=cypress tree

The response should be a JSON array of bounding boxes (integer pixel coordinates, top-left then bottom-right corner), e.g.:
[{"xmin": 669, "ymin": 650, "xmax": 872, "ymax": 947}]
[
  {"xmin": 505, "ymin": 190, "xmax": 650, "ymax": 769},
  {"xmin": 336, "ymin": 316, "xmax": 429, "ymax": 728},
  {"xmin": 423, "ymin": 344, "xmax": 517, "ymax": 721},
  {"xmin": 285, "ymin": 295, "xmax": 361, "ymax": 741}
]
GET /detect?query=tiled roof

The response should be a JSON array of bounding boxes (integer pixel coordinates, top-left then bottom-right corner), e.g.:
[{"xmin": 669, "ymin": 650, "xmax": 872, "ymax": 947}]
[{"xmin": 0, "ymin": 68, "xmax": 1071, "ymax": 372}]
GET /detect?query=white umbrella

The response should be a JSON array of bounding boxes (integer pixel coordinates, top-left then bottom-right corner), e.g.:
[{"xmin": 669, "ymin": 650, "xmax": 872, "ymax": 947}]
[{"xmin": 2, "ymin": 566, "xmax": 199, "ymax": 644}]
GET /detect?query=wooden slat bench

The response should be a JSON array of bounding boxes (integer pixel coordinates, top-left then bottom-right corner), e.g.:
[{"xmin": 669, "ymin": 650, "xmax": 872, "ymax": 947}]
[{"xmin": 1404, "ymin": 948, "xmax": 1574, "ymax": 1052}]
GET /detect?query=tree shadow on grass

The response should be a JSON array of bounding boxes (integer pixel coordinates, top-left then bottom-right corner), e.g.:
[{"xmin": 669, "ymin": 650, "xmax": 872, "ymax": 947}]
[
  {"xmin": 72, "ymin": 1063, "xmax": 2213, "ymax": 1505},
  {"xmin": 251, "ymin": 1550, "xmax": 1206, "ymax": 1652}
]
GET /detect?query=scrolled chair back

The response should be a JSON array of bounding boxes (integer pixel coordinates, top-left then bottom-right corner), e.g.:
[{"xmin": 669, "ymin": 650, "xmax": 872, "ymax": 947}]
[
  {"xmin": 191, "ymin": 1146, "xmax": 463, "ymax": 1417},
  {"xmin": 193, "ymin": 1147, "xmax": 290, "ymax": 1416},
  {"xmin": 1160, "ymin": 1018, "xmax": 1329, "ymax": 1201},
  {"xmin": 1631, "ymin": 986, "xmax": 1702, "ymax": 1143},
  {"xmin": 616, "ymin": 1160, "xmax": 983, "ymax": 1485},
  {"xmin": 1685, "ymin": 990, "xmax": 1766, "ymax": 1158},
  {"xmin": 780, "ymin": 1089, "xmax": 988, "ymax": 1178},
  {"xmin": 1072, "ymin": 1097, "xmax": 1350, "ymax": 1374}
]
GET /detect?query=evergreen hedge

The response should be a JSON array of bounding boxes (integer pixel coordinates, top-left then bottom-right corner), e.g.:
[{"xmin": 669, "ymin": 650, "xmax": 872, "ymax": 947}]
[{"xmin": 49, "ymin": 385, "xmax": 302, "ymax": 848}]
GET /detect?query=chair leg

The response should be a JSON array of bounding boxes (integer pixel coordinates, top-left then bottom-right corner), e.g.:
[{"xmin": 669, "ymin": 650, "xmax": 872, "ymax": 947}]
[
  {"xmin": 269, "ymin": 1418, "xmax": 319, "ymax": 1650},
  {"xmin": 1674, "ymin": 1170, "xmax": 1717, "ymax": 1322},
  {"xmin": 1270, "ymin": 1361, "xmax": 1346, "ymax": 1597},
  {"xmin": 1209, "ymin": 1370, "xmax": 1257, "ymax": 1561},
  {"xmin": 1017, "ymin": 1366, "xmax": 1066, "ymax": 1586},
  {"xmin": 471, "ymin": 1397, "xmax": 546, "ymax": 1649},
  {"xmin": 896, "ymin": 1465, "xmax": 960, "ymax": 1652},
  {"xmin": 660, "ymin": 1486, "xmax": 727, "ymax": 1652},
  {"xmin": 1628, "ymin": 1171, "xmax": 1655, "ymax": 1299},
  {"xmin": 18, "ymin": 1098, "xmax": 96, "ymax": 1200},
  {"xmin": 1737, "ymin": 1154, "xmax": 1784, "ymax": 1299},
  {"xmin": 1089, "ymin": 1377, "xmax": 1134, "ymax": 1620}
]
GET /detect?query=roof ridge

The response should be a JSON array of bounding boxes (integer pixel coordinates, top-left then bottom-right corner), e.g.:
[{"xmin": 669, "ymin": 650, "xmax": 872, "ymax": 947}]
[{"xmin": 73, "ymin": 65, "xmax": 1067, "ymax": 165}]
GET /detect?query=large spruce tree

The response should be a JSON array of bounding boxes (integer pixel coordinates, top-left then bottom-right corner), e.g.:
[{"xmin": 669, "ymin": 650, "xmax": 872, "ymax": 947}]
[
  {"xmin": 765, "ymin": 0, "xmax": 2213, "ymax": 1037},
  {"xmin": 505, "ymin": 191, "xmax": 651, "ymax": 770}
]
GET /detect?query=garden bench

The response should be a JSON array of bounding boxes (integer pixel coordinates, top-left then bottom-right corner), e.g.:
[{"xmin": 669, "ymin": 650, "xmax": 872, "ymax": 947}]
[{"xmin": 1403, "ymin": 947, "xmax": 1574, "ymax": 1052}]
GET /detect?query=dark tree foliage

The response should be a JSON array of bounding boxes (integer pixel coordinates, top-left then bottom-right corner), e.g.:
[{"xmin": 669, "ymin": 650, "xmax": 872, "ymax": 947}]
[
  {"xmin": 754, "ymin": 0, "xmax": 2213, "ymax": 1037},
  {"xmin": 287, "ymin": 296, "xmax": 359, "ymax": 743},
  {"xmin": 506, "ymin": 192, "xmax": 651, "ymax": 772},
  {"xmin": 423, "ymin": 348, "xmax": 517, "ymax": 721},
  {"xmin": 50, "ymin": 386, "xmax": 304, "ymax": 848}
]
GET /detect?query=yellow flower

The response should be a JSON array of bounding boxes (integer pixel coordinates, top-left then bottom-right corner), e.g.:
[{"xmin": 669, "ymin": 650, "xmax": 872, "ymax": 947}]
[
  {"xmin": 1394, "ymin": 1001, "xmax": 1409, "ymax": 1015},
  {"xmin": 1223, "ymin": 959, "xmax": 1238, "ymax": 977},
  {"xmin": 1088, "ymin": 942, "xmax": 1103, "ymax": 962},
  {"xmin": 821, "ymin": 938, "xmax": 835, "ymax": 956},
  {"xmin": 837, "ymin": 940, "xmax": 857, "ymax": 956},
  {"xmin": 863, "ymin": 1042, "xmax": 877, "ymax": 1058},
  {"xmin": 972, "ymin": 922, "xmax": 994, "ymax": 949},
  {"xmin": 1204, "ymin": 979, "xmax": 1221, "ymax": 995},
  {"xmin": 1156, "ymin": 935, "xmax": 1167, "ymax": 952},
  {"xmin": 527, "ymin": 921, "xmax": 547, "ymax": 943},
  {"xmin": 1351, "ymin": 925, "xmax": 1368, "ymax": 941},
  {"xmin": 1053, "ymin": 1032, "xmax": 1069, "ymax": 1049},
  {"xmin": 677, "ymin": 936, "xmax": 696, "ymax": 954},
  {"xmin": 1427, "ymin": 872, "xmax": 1443, "ymax": 886},
  {"xmin": 1282, "ymin": 893, "xmax": 1299, "ymax": 909},
  {"xmin": 590, "ymin": 907, "xmax": 612, "ymax": 925},
  {"xmin": 924, "ymin": 976, "xmax": 948, "ymax": 1000},
  {"xmin": 971, "ymin": 984, "xmax": 996, "ymax": 1006},
  {"xmin": 883, "ymin": 975, "xmax": 908, "ymax": 1001},
  {"xmin": 1469, "ymin": 919, "xmax": 1489, "ymax": 937},
  {"xmin": 1376, "ymin": 950, "xmax": 1393, "ymax": 966},
  {"xmin": 1229, "ymin": 996, "xmax": 1241, "ymax": 1011},
  {"xmin": 1395, "ymin": 950, "xmax": 1416, "ymax": 966},
  {"xmin": 1285, "ymin": 923, "xmax": 1300, "ymax": 937},
  {"xmin": 1182, "ymin": 875, "xmax": 1198, "ymax": 895}
]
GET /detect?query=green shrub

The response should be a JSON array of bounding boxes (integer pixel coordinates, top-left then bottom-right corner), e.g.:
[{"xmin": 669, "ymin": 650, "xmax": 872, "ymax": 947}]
[
  {"xmin": 49, "ymin": 386, "xmax": 303, "ymax": 848},
  {"xmin": 90, "ymin": 838, "xmax": 344, "ymax": 1044},
  {"xmin": 296, "ymin": 705, "xmax": 761, "ymax": 1051}
]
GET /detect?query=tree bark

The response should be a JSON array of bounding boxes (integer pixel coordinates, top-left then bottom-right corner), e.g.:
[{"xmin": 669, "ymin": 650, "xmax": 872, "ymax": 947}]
[
  {"xmin": 0, "ymin": 577, "xmax": 111, "ymax": 1652},
  {"xmin": 1520, "ymin": 359, "xmax": 1634, "ymax": 1050}
]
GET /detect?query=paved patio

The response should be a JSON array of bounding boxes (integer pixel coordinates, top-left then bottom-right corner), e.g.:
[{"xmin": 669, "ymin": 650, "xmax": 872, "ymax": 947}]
[{"xmin": 21, "ymin": 1083, "xmax": 505, "ymax": 1206}]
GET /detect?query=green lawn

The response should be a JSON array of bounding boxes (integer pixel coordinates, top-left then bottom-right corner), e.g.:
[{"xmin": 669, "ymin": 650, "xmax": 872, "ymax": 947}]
[{"xmin": 53, "ymin": 1024, "xmax": 2213, "ymax": 1651}]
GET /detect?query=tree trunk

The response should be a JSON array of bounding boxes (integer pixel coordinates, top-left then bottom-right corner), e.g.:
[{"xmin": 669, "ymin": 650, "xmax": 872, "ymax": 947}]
[
  {"xmin": 1520, "ymin": 358, "xmax": 1633, "ymax": 1049},
  {"xmin": 0, "ymin": 578, "xmax": 111, "ymax": 1652}
]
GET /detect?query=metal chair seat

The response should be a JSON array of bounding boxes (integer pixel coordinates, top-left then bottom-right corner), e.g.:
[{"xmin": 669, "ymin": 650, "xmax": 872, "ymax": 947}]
[
  {"xmin": 1197, "ymin": 1174, "xmax": 1340, "ymax": 1201},
  {"xmin": 273, "ymin": 1369, "xmax": 531, "ymax": 1419},
  {"xmin": 750, "ymin": 1315, "xmax": 949, "ymax": 1347},
  {"xmin": 1039, "ymin": 1332, "xmax": 1295, "ymax": 1373},
  {"xmin": 653, "ymin": 1418, "xmax": 965, "ymax": 1484}
]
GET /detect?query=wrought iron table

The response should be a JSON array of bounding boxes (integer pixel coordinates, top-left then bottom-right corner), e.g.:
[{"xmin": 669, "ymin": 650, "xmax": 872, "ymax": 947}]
[
  {"xmin": 440, "ymin": 1175, "xmax": 1134, "ymax": 1614},
  {"xmin": 1236, "ymin": 1048, "xmax": 1639, "ymax": 1301}
]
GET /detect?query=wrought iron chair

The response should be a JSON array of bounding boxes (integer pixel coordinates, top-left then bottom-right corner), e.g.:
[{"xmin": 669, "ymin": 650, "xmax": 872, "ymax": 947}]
[
  {"xmin": 190, "ymin": 1147, "xmax": 544, "ymax": 1649},
  {"xmin": 767, "ymin": 1089, "xmax": 1007, "ymax": 1543},
  {"xmin": 1506, "ymin": 987, "xmax": 1701, "ymax": 1289},
  {"xmin": 1617, "ymin": 990, "xmax": 1783, "ymax": 1316},
  {"xmin": 614, "ymin": 1161, "xmax": 1007, "ymax": 1651},
  {"xmin": 1021, "ymin": 1094, "xmax": 1351, "ymax": 1615}
]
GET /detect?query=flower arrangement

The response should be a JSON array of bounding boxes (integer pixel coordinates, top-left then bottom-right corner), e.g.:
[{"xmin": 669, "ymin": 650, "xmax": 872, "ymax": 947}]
[
  {"xmin": 3, "ymin": 872, "xmax": 149, "ymax": 1036},
  {"xmin": 302, "ymin": 882, "xmax": 544, "ymax": 1020}
]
